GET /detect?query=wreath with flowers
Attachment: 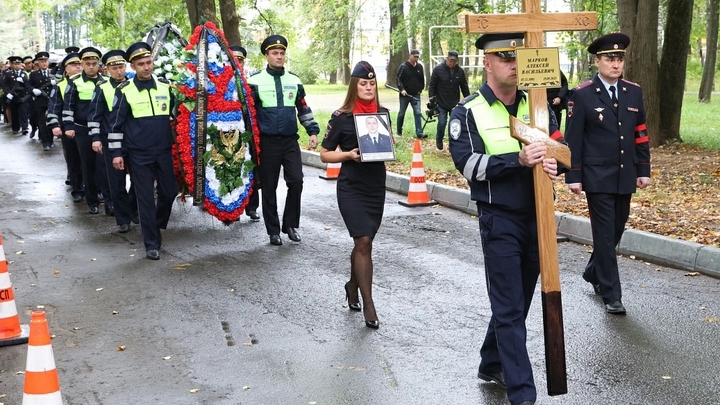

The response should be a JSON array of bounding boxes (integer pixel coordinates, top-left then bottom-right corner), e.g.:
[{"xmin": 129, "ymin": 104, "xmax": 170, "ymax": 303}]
[{"xmin": 171, "ymin": 22, "xmax": 261, "ymax": 223}]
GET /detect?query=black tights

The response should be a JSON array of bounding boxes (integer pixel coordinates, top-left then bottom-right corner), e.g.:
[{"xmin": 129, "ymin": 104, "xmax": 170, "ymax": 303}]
[{"xmin": 348, "ymin": 236, "xmax": 377, "ymax": 322}]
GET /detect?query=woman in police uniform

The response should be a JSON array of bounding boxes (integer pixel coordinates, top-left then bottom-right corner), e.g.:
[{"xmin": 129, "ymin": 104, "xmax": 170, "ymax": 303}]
[{"xmin": 319, "ymin": 61, "xmax": 389, "ymax": 329}]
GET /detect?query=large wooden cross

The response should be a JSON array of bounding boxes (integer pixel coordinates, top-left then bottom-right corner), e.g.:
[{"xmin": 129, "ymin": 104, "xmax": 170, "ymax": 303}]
[{"xmin": 465, "ymin": 0, "xmax": 597, "ymax": 396}]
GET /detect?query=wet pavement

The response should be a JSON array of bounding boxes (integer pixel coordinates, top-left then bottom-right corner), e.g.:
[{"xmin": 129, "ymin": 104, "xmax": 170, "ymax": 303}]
[{"xmin": 1, "ymin": 126, "xmax": 719, "ymax": 405}]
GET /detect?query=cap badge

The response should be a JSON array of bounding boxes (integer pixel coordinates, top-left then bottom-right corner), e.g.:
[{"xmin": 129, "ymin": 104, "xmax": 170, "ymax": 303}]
[
  {"xmin": 368, "ymin": 72, "xmax": 374, "ymax": 78},
  {"xmin": 276, "ymin": 40, "xmax": 281, "ymax": 44},
  {"xmin": 613, "ymin": 44, "xmax": 619, "ymax": 49},
  {"xmin": 510, "ymin": 40, "xmax": 517, "ymax": 47}
]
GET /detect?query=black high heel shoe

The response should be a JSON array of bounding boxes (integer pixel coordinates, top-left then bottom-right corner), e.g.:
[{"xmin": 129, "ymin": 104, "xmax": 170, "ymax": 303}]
[
  {"xmin": 344, "ymin": 282, "xmax": 361, "ymax": 311},
  {"xmin": 363, "ymin": 305, "xmax": 379, "ymax": 329}
]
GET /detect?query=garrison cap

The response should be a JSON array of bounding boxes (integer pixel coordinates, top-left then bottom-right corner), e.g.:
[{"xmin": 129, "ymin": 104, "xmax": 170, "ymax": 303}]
[
  {"xmin": 8, "ymin": 56, "xmax": 22, "ymax": 63},
  {"xmin": 260, "ymin": 35, "xmax": 287, "ymax": 55},
  {"xmin": 65, "ymin": 46, "xmax": 80, "ymax": 54},
  {"xmin": 80, "ymin": 47, "xmax": 102, "ymax": 60},
  {"xmin": 475, "ymin": 33, "xmax": 524, "ymax": 58},
  {"xmin": 35, "ymin": 51, "xmax": 49, "ymax": 61},
  {"xmin": 229, "ymin": 45, "xmax": 247, "ymax": 60},
  {"xmin": 587, "ymin": 33, "xmax": 630, "ymax": 58},
  {"xmin": 126, "ymin": 42, "xmax": 152, "ymax": 62},
  {"xmin": 22, "ymin": 56, "xmax": 32, "ymax": 63},
  {"xmin": 102, "ymin": 50, "xmax": 127, "ymax": 66},
  {"xmin": 351, "ymin": 61, "xmax": 375, "ymax": 80},
  {"xmin": 61, "ymin": 52, "xmax": 81, "ymax": 67}
]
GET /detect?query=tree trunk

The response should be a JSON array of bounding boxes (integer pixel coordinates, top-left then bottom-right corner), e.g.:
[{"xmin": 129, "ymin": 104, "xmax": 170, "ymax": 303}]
[
  {"xmin": 219, "ymin": 0, "xmax": 241, "ymax": 46},
  {"xmin": 700, "ymin": 0, "xmax": 719, "ymax": 102},
  {"xmin": 658, "ymin": 0, "xmax": 693, "ymax": 144},
  {"xmin": 196, "ymin": 0, "xmax": 217, "ymax": 26},
  {"xmin": 329, "ymin": 70, "xmax": 337, "ymax": 84},
  {"xmin": 186, "ymin": 0, "xmax": 198, "ymax": 28},
  {"xmin": 618, "ymin": 0, "xmax": 661, "ymax": 148},
  {"xmin": 386, "ymin": 0, "xmax": 408, "ymax": 88}
]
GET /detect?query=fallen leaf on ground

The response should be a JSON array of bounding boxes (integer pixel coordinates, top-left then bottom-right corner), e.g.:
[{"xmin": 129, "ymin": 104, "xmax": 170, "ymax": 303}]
[
  {"xmin": 16, "ymin": 371, "xmax": 24, "ymax": 375},
  {"xmin": 53, "ymin": 270, "xmax": 59, "ymax": 275},
  {"xmin": 702, "ymin": 317, "xmax": 719, "ymax": 323},
  {"xmin": 162, "ymin": 356, "xmax": 172, "ymax": 360},
  {"xmin": 36, "ymin": 305, "xmax": 44, "ymax": 309},
  {"xmin": 90, "ymin": 258, "xmax": 96, "ymax": 261},
  {"xmin": 15, "ymin": 251, "xmax": 22, "ymax": 255},
  {"xmin": 73, "ymin": 327, "xmax": 80, "ymax": 330},
  {"xmin": 324, "ymin": 226, "xmax": 330, "ymax": 230},
  {"xmin": 117, "ymin": 346, "xmax": 126, "ymax": 351},
  {"xmin": 50, "ymin": 334, "xmax": 56, "ymax": 338},
  {"xmin": 112, "ymin": 311, "xmax": 119, "ymax": 315},
  {"xmin": 662, "ymin": 376, "xmax": 672, "ymax": 380},
  {"xmin": 242, "ymin": 386, "xmax": 250, "ymax": 390},
  {"xmin": 684, "ymin": 272, "xmax": 700, "ymax": 277},
  {"xmin": 95, "ymin": 288, "xmax": 103, "ymax": 291},
  {"xmin": 190, "ymin": 389, "xmax": 199, "ymax": 393}
]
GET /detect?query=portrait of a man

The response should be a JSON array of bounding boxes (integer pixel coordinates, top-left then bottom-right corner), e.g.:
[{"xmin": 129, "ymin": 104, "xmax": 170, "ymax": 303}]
[{"xmin": 354, "ymin": 113, "xmax": 395, "ymax": 162}]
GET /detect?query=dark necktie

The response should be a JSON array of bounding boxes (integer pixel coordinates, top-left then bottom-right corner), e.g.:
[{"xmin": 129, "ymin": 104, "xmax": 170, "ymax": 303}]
[
  {"xmin": 373, "ymin": 137, "xmax": 378, "ymax": 145},
  {"xmin": 610, "ymin": 85, "xmax": 618, "ymax": 108},
  {"xmin": 43, "ymin": 70, "xmax": 47, "ymax": 78}
]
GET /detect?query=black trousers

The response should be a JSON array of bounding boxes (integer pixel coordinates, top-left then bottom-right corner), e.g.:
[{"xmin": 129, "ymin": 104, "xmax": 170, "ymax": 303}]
[
  {"xmin": 551, "ymin": 105, "xmax": 564, "ymax": 131},
  {"xmin": 75, "ymin": 127, "xmax": 110, "ymax": 209},
  {"xmin": 128, "ymin": 151, "xmax": 178, "ymax": 251},
  {"xmin": 258, "ymin": 136, "xmax": 303, "ymax": 235},
  {"xmin": 35, "ymin": 105, "xmax": 52, "ymax": 147},
  {"xmin": 61, "ymin": 134, "xmax": 83, "ymax": 197},
  {"xmin": 101, "ymin": 135, "xmax": 135, "ymax": 226},
  {"xmin": 584, "ymin": 192, "xmax": 632, "ymax": 304},
  {"xmin": 246, "ymin": 167, "xmax": 260, "ymax": 212},
  {"xmin": 7, "ymin": 102, "xmax": 23, "ymax": 133},
  {"xmin": 25, "ymin": 98, "xmax": 36, "ymax": 133}
]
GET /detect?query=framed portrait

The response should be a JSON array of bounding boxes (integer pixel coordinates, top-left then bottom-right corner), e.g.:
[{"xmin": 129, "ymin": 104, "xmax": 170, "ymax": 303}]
[{"xmin": 353, "ymin": 112, "xmax": 396, "ymax": 162}]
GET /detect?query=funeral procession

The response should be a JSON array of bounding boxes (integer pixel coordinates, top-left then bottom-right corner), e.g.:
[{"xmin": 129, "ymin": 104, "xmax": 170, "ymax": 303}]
[{"xmin": 1, "ymin": 0, "xmax": 720, "ymax": 404}]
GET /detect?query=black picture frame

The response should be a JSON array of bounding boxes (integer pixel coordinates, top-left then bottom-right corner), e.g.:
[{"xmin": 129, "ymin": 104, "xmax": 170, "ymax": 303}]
[{"xmin": 353, "ymin": 112, "xmax": 396, "ymax": 162}]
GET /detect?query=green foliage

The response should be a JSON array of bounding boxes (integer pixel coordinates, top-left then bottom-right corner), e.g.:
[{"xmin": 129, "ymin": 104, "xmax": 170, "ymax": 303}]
[
  {"xmin": 288, "ymin": 49, "xmax": 319, "ymax": 84},
  {"xmin": 681, "ymin": 94, "xmax": 720, "ymax": 149}
]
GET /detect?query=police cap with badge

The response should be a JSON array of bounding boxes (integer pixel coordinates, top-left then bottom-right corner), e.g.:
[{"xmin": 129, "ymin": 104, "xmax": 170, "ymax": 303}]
[
  {"xmin": 80, "ymin": 47, "xmax": 102, "ymax": 61},
  {"xmin": 22, "ymin": 56, "xmax": 33, "ymax": 64},
  {"xmin": 230, "ymin": 45, "xmax": 247, "ymax": 60},
  {"xmin": 65, "ymin": 46, "xmax": 80, "ymax": 54},
  {"xmin": 475, "ymin": 33, "xmax": 524, "ymax": 58},
  {"xmin": 260, "ymin": 35, "xmax": 287, "ymax": 55},
  {"xmin": 102, "ymin": 50, "xmax": 127, "ymax": 66},
  {"xmin": 62, "ymin": 53, "xmax": 81, "ymax": 68},
  {"xmin": 8, "ymin": 56, "xmax": 22, "ymax": 64},
  {"xmin": 587, "ymin": 33, "xmax": 630, "ymax": 58},
  {"xmin": 351, "ymin": 61, "xmax": 375, "ymax": 80},
  {"xmin": 35, "ymin": 52, "xmax": 49, "ymax": 62},
  {"xmin": 126, "ymin": 42, "xmax": 152, "ymax": 62}
]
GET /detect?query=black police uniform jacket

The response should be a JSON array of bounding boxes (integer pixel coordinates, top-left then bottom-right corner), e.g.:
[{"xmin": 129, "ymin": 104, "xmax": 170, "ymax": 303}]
[
  {"xmin": 448, "ymin": 85, "xmax": 564, "ymax": 217},
  {"xmin": 1, "ymin": 69, "xmax": 29, "ymax": 104},
  {"xmin": 28, "ymin": 69, "xmax": 54, "ymax": 109},
  {"xmin": 564, "ymin": 75, "xmax": 650, "ymax": 194}
]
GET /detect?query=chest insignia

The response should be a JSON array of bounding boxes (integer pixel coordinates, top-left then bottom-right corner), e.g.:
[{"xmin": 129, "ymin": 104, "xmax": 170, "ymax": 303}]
[
  {"xmin": 288, "ymin": 91, "xmax": 294, "ymax": 100},
  {"xmin": 627, "ymin": 107, "xmax": 638, "ymax": 112},
  {"xmin": 598, "ymin": 113, "xmax": 604, "ymax": 122},
  {"xmin": 594, "ymin": 107, "xmax": 604, "ymax": 112}
]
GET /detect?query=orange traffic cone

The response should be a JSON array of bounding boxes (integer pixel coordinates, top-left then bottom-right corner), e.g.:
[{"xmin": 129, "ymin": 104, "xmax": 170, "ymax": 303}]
[
  {"xmin": 0, "ymin": 233, "xmax": 29, "ymax": 347},
  {"xmin": 399, "ymin": 139, "xmax": 436, "ymax": 207},
  {"xmin": 22, "ymin": 311, "xmax": 62, "ymax": 405},
  {"xmin": 319, "ymin": 147, "xmax": 342, "ymax": 180}
]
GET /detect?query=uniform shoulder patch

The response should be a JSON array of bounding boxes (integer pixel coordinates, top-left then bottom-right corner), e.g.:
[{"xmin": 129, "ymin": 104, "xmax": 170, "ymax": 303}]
[
  {"xmin": 332, "ymin": 109, "xmax": 344, "ymax": 117},
  {"xmin": 69, "ymin": 73, "xmax": 81, "ymax": 81},
  {"xmin": 157, "ymin": 76, "xmax": 170, "ymax": 84},
  {"xmin": 457, "ymin": 92, "xmax": 480, "ymax": 106},
  {"xmin": 575, "ymin": 80, "xmax": 593, "ymax": 90},
  {"xmin": 116, "ymin": 80, "xmax": 131, "ymax": 90},
  {"xmin": 449, "ymin": 118, "xmax": 462, "ymax": 140},
  {"xmin": 97, "ymin": 78, "xmax": 107, "ymax": 86},
  {"xmin": 620, "ymin": 78, "xmax": 640, "ymax": 87}
]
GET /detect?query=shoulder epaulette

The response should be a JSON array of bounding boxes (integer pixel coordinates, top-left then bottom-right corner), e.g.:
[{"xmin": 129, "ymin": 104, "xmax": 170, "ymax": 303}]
[
  {"xmin": 575, "ymin": 80, "xmax": 593, "ymax": 90},
  {"xmin": 249, "ymin": 70, "xmax": 261, "ymax": 77},
  {"xmin": 332, "ymin": 109, "xmax": 344, "ymax": 117},
  {"xmin": 116, "ymin": 80, "xmax": 131, "ymax": 90},
  {"xmin": 69, "ymin": 73, "xmax": 81, "ymax": 81},
  {"xmin": 97, "ymin": 78, "xmax": 107, "ymax": 86},
  {"xmin": 457, "ymin": 91, "xmax": 481, "ymax": 106},
  {"xmin": 287, "ymin": 70, "xmax": 299, "ymax": 78},
  {"xmin": 620, "ymin": 78, "xmax": 641, "ymax": 87},
  {"xmin": 157, "ymin": 76, "xmax": 169, "ymax": 84}
]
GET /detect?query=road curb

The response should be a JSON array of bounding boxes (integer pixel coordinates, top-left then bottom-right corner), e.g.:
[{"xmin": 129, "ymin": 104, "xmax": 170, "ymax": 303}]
[{"xmin": 301, "ymin": 150, "xmax": 720, "ymax": 277}]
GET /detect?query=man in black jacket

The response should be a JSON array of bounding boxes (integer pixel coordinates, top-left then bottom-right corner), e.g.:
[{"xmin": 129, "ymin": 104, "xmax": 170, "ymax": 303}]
[
  {"xmin": 395, "ymin": 49, "xmax": 426, "ymax": 138},
  {"xmin": 428, "ymin": 50, "xmax": 470, "ymax": 150}
]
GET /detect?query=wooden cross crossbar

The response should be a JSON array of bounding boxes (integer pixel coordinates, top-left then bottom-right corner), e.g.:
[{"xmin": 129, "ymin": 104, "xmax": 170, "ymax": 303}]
[{"xmin": 465, "ymin": 0, "xmax": 598, "ymax": 397}]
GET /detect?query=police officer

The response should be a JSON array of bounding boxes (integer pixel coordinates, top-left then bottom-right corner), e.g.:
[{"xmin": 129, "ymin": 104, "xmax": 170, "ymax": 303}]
[
  {"xmin": 229, "ymin": 44, "xmax": 260, "ymax": 222},
  {"xmin": 564, "ymin": 33, "xmax": 651, "ymax": 315},
  {"xmin": 48, "ymin": 53, "xmax": 84, "ymax": 202},
  {"xmin": 2, "ymin": 56, "xmax": 29, "ymax": 134},
  {"xmin": 448, "ymin": 33, "xmax": 563, "ymax": 405},
  {"xmin": 107, "ymin": 42, "xmax": 178, "ymax": 260},
  {"xmin": 22, "ymin": 56, "xmax": 37, "ymax": 138},
  {"xmin": 63, "ymin": 47, "xmax": 113, "ymax": 216},
  {"xmin": 247, "ymin": 35, "xmax": 320, "ymax": 245},
  {"xmin": 28, "ymin": 52, "xmax": 54, "ymax": 150},
  {"xmin": 88, "ymin": 50, "xmax": 137, "ymax": 234}
]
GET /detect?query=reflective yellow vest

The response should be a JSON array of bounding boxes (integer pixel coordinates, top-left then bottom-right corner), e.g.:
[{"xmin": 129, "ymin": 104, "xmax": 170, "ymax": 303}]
[
  {"xmin": 120, "ymin": 77, "xmax": 171, "ymax": 118},
  {"xmin": 74, "ymin": 75, "xmax": 99, "ymax": 101},
  {"xmin": 466, "ymin": 94, "xmax": 530, "ymax": 155},
  {"xmin": 98, "ymin": 80, "xmax": 116, "ymax": 111},
  {"xmin": 58, "ymin": 79, "xmax": 69, "ymax": 101}
]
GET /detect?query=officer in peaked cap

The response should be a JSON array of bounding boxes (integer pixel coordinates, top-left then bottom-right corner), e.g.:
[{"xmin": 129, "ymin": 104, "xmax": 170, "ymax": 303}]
[
  {"xmin": 1, "ymin": 55, "xmax": 30, "ymax": 134},
  {"xmin": 28, "ymin": 51, "xmax": 54, "ymax": 149},
  {"xmin": 564, "ymin": 32, "xmax": 649, "ymax": 316},
  {"xmin": 65, "ymin": 46, "xmax": 80, "ymax": 54},
  {"xmin": 448, "ymin": 31, "xmax": 565, "ymax": 405},
  {"xmin": 22, "ymin": 56, "xmax": 37, "ymax": 138},
  {"xmin": 64, "ymin": 45, "xmax": 110, "ymax": 216},
  {"xmin": 229, "ymin": 45, "xmax": 247, "ymax": 68},
  {"xmin": 260, "ymin": 35, "xmax": 287, "ymax": 55},
  {"xmin": 106, "ymin": 40, "xmax": 178, "ymax": 260}
]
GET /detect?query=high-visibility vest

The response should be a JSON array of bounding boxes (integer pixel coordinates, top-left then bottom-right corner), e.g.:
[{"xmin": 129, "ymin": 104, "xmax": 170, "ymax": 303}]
[
  {"xmin": 466, "ymin": 94, "xmax": 530, "ymax": 155},
  {"xmin": 120, "ymin": 77, "xmax": 171, "ymax": 118}
]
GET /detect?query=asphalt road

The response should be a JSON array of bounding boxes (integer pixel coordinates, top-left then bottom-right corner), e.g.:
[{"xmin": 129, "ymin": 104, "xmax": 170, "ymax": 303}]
[{"xmin": 1, "ymin": 126, "xmax": 719, "ymax": 405}]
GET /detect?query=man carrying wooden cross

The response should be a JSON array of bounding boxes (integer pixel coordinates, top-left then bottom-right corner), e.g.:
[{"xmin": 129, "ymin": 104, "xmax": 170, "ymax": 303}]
[{"xmin": 448, "ymin": 33, "xmax": 566, "ymax": 405}]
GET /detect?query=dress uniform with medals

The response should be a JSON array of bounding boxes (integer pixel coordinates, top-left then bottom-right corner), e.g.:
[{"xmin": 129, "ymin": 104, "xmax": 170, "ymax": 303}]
[
  {"xmin": 88, "ymin": 50, "xmax": 137, "ymax": 234},
  {"xmin": 2, "ymin": 56, "xmax": 29, "ymax": 134},
  {"xmin": 564, "ymin": 33, "xmax": 651, "ymax": 315},
  {"xmin": 107, "ymin": 42, "xmax": 178, "ymax": 260},
  {"xmin": 63, "ymin": 47, "xmax": 112, "ymax": 215},
  {"xmin": 448, "ymin": 33, "xmax": 564, "ymax": 405},
  {"xmin": 47, "ymin": 53, "xmax": 84, "ymax": 202},
  {"xmin": 28, "ymin": 52, "xmax": 54, "ymax": 150},
  {"xmin": 247, "ymin": 35, "xmax": 320, "ymax": 245}
]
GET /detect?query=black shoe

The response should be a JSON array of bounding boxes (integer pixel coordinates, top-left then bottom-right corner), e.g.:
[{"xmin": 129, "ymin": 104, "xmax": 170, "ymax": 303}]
[
  {"xmin": 605, "ymin": 300, "xmax": 627, "ymax": 315},
  {"xmin": 365, "ymin": 320, "xmax": 380, "ymax": 329},
  {"xmin": 517, "ymin": 402, "xmax": 535, "ymax": 405},
  {"xmin": 396, "ymin": 129, "xmax": 402, "ymax": 137},
  {"xmin": 283, "ymin": 227, "xmax": 301, "ymax": 242},
  {"xmin": 43, "ymin": 145, "xmax": 50, "ymax": 151},
  {"xmin": 130, "ymin": 214, "xmax": 140, "ymax": 224},
  {"xmin": 478, "ymin": 369, "xmax": 506, "ymax": 389},
  {"xmin": 146, "ymin": 249, "xmax": 160, "ymax": 260},
  {"xmin": 29, "ymin": 130, "xmax": 35, "ymax": 139},
  {"xmin": 117, "ymin": 224, "xmax": 130, "ymax": 233},
  {"xmin": 105, "ymin": 206, "xmax": 115, "ymax": 216},
  {"xmin": 269, "ymin": 234, "xmax": 282, "ymax": 246},
  {"xmin": 416, "ymin": 133, "xmax": 428, "ymax": 139},
  {"xmin": 582, "ymin": 272, "xmax": 601, "ymax": 295},
  {"xmin": 246, "ymin": 210, "xmax": 260, "ymax": 222},
  {"xmin": 22, "ymin": 129, "xmax": 28, "ymax": 135},
  {"xmin": 65, "ymin": 179, "xmax": 71, "ymax": 186},
  {"xmin": 436, "ymin": 137, "xmax": 443, "ymax": 150},
  {"xmin": 72, "ymin": 194, "xmax": 83, "ymax": 203},
  {"xmin": 88, "ymin": 206, "xmax": 99, "ymax": 215},
  {"xmin": 344, "ymin": 282, "xmax": 361, "ymax": 311}
]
